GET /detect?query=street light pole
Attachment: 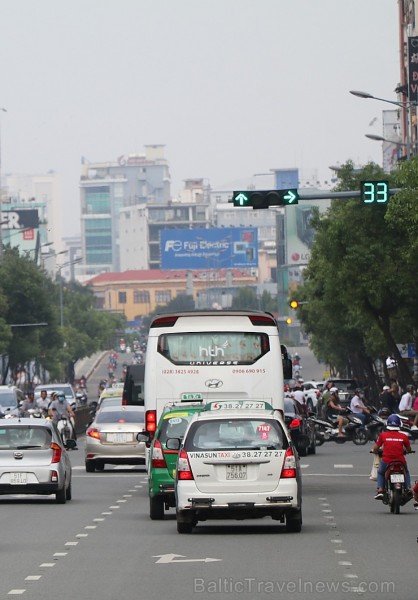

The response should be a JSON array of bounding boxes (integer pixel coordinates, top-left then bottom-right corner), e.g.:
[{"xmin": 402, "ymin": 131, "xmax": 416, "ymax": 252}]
[
  {"xmin": 0, "ymin": 107, "xmax": 7, "ymax": 261},
  {"xmin": 350, "ymin": 90, "xmax": 412, "ymax": 159}
]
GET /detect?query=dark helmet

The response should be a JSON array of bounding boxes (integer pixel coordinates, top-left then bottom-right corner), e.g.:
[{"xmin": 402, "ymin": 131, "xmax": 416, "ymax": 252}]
[{"xmin": 386, "ymin": 414, "xmax": 401, "ymax": 430}]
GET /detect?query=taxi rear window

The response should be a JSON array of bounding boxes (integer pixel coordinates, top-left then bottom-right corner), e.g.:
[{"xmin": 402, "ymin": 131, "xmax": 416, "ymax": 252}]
[
  {"xmin": 183, "ymin": 418, "xmax": 287, "ymax": 451},
  {"xmin": 158, "ymin": 414, "xmax": 196, "ymax": 443}
]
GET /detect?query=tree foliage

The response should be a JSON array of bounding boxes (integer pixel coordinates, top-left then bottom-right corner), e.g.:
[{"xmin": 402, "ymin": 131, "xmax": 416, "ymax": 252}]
[
  {"xmin": 0, "ymin": 247, "xmax": 124, "ymax": 383},
  {"xmin": 295, "ymin": 159, "xmax": 418, "ymax": 396}
]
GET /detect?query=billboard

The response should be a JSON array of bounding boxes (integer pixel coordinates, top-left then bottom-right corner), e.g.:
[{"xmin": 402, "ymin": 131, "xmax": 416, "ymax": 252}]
[
  {"xmin": 0, "ymin": 209, "xmax": 39, "ymax": 230},
  {"xmin": 161, "ymin": 228, "xmax": 258, "ymax": 270}
]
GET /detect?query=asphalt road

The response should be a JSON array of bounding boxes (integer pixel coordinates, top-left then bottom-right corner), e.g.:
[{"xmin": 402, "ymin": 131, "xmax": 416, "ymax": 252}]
[{"xmin": 1, "ymin": 435, "xmax": 417, "ymax": 600}]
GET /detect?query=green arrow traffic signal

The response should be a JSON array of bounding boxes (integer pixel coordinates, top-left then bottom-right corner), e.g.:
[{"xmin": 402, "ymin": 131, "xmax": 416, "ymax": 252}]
[{"xmin": 232, "ymin": 189, "xmax": 299, "ymax": 208}]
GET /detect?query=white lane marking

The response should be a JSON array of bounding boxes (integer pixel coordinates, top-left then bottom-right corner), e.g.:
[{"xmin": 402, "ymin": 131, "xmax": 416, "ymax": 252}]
[
  {"xmin": 335, "ymin": 550, "xmax": 347, "ymax": 554},
  {"xmin": 65, "ymin": 542, "xmax": 78, "ymax": 546},
  {"xmin": 338, "ymin": 561, "xmax": 352, "ymax": 565},
  {"xmin": 102, "ymin": 512, "xmax": 112, "ymax": 515},
  {"xmin": 8, "ymin": 590, "xmax": 26, "ymax": 595},
  {"xmin": 322, "ymin": 509, "xmax": 332, "ymax": 513},
  {"xmin": 123, "ymin": 494, "xmax": 133, "ymax": 497},
  {"xmin": 344, "ymin": 574, "xmax": 358, "ymax": 579},
  {"xmin": 76, "ymin": 534, "xmax": 88, "ymax": 538},
  {"xmin": 94, "ymin": 518, "xmax": 105, "ymax": 522},
  {"xmin": 85, "ymin": 526, "xmax": 97, "ymax": 529},
  {"xmin": 53, "ymin": 553, "xmax": 67, "ymax": 557},
  {"xmin": 334, "ymin": 464, "xmax": 353, "ymax": 468},
  {"xmin": 154, "ymin": 554, "xmax": 222, "ymax": 564},
  {"xmin": 25, "ymin": 576, "xmax": 41, "ymax": 581},
  {"xmin": 116, "ymin": 499, "xmax": 127, "ymax": 503},
  {"xmin": 331, "ymin": 540, "xmax": 343, "ymax": 544},
  {"xmin": 39, "ymin": 563, "xmax": 55, "ymax": 568},
  {"xmin": 109, "ymin": 505, "xmax": 120, "ymax": 509},
  {"xmin": 300, "ymin": 464, "xmax": 309, "ymax": 469}
]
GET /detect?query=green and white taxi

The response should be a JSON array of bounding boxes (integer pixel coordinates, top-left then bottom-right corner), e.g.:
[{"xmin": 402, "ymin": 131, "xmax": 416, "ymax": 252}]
[
  {"xmin": 148, "ymin": 402, "xmax": 206, "ymax": 520},
  {"xmin": 169, "ymin": 400, "xmax": 302, "ymax": 534}
]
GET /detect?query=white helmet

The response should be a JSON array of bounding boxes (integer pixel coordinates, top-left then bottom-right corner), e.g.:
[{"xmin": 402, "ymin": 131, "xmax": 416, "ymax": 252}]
[{"xmin": 330, "ymin": 387, "xmax": 338, "ymax": 393}]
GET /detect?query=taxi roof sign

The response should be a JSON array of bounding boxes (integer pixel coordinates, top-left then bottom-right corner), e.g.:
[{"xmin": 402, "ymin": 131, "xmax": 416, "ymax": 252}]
[{"xmin": 204, "ymin": 400, "xmax": 273, "ymax": 411}]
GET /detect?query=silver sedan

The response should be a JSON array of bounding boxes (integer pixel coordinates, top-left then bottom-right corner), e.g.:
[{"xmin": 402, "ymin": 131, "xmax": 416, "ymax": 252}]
[
  {"xmin": 0, "ymin": 418, "xmax": 75, "ymax": 503},
  {"xmin": 85, "ymin": 406, "xmax": 146, "ymax": 472}
]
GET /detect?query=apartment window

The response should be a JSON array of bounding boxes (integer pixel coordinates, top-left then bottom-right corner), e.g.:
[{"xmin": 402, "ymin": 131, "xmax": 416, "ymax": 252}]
[
  {"xmin": 118, "ymin": 291, "xmax": 127, "ymax": 304},
  {"xmin": 155, "ymin": 290, "xmax": 171, "ymax": 303},
  {"xmin": 133, "ymin": 290, "xmax": 150, "ymax": 304}
]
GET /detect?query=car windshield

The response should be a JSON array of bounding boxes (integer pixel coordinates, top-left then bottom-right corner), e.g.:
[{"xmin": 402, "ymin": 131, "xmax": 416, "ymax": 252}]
[
  {"xmin": 334, "ymin": 381, "xmax": 358, "ymax": 392},
  {"xmin": 0, "ymin": 426, "xmax": 51, "ymax": 449},
  {"xmin": 96, "ymin": 409, "xmax": 145, "ymax": 424},
  {"xmin": 99, "ymin": 398, "xmax": 122, "ymax": 409},
  {"xmin": 0, "ymin": 392, "xmax": 17, "ymax": 408},
  {"xmin": 184, "ymin": 418, "xmax": 287, "ymax": 451}
]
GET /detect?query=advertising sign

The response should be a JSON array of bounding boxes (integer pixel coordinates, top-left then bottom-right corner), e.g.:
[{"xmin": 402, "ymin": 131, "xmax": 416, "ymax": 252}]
[
  {"xmin": 0, "ymin": 209, "xmax": 39, "ymax": 230},
  {"xmin": 161, "ymin": 228, "xmax": 258, "ymax": 270},
  {"xmin": 408, "ymin": 36, "xmax": 418, "ymax": 102}
]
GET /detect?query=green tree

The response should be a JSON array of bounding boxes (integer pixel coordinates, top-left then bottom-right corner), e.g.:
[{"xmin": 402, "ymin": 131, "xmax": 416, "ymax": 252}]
[{"xmin": 297, "ymin": 160, "xmax": 416, "ymax": 393}]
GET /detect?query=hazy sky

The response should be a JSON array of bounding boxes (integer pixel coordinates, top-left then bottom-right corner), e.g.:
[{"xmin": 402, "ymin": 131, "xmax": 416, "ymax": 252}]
[{"xmin": 0, "ymin": 0, "xmax": 399, "ymax": 235}]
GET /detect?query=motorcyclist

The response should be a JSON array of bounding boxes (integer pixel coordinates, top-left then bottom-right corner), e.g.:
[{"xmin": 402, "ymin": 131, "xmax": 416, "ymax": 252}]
[
  {"xmin": 20, "ymin": 391, "xmax": 38, "ymax": 416},
  {"xmin": 325, "ymin": 387, "xmax": 348, "ymax": 437},
  {"xmin": 372, "ymin": 414, "xmax": 413, "ymax": 500},
  {"xmin": 48, "ymin": 393, "xmax": 77, "ymax": 443},
  {"xmin": 349, "ymin": 388, "xmax": 370, "ymax": 425}
]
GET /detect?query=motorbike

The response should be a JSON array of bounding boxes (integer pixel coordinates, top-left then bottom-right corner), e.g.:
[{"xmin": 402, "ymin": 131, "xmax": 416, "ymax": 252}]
[
  {"xmin": 364, "ymin": 407, "xmax": 386, "ymax": 442},
  {"xmin": 311, "ymin": 408, "xmax": 369, "ymax": 445},
  {"xmin": 378, "ymin": 409, "xmax": 418, "ymax": 441},
  {"xmin": 372, "ymin": 450, "xmax": 415, "ymax": 514},
  {"xmin": 75, "ymin": 390, "xmax": 88, "ymax": 406},
  {"xmin": 56, "ymin": 415, "xmax": 76, "ymax": 448}
]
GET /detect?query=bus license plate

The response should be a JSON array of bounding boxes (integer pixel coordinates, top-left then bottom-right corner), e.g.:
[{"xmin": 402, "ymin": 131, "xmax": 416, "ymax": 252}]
[
  {"xmin": 226, "ymin": 464, "xmax": 247, "ymax": 480},
  {"xmin": 390, "ymin": 473, "xmax": 404, "ymax": 483},
  {"xmin": 10, "ymin": 472, "xmax": 28, "ymax": 485}
]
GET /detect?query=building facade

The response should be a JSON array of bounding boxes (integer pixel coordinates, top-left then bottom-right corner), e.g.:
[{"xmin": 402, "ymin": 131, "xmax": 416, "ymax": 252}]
[{"xmin": 79, "ymin": 145, "xmax": 171, "ymax": 277}]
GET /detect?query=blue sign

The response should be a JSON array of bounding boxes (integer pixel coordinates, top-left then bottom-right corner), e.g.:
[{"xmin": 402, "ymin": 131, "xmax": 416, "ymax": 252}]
[{"xmin": 161, "ymin": 228, "xmax": 258, "ymax": 270}]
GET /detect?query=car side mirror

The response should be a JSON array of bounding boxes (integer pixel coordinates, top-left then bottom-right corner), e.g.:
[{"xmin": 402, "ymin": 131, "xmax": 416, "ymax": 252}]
[
  {"xmin": 166, "ymin": 437, "xmax": 181, "ymax": 451},
  {"xmin": 136, "ymin": 431, "xmax": 150, "ymax": 442}
]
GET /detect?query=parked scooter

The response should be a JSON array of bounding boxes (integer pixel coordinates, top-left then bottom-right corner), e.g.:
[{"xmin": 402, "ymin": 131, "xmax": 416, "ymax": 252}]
[
  {"xmin": 371, "ymin": 450, "xmax": 415, "ymax": 514},
  {"xmin": 378, "ymin": 408, "xmax": 418, "ymax": 441},
  {"xmin": 311, "ymin": 408, "xmax": 369, "ymax": 445}
]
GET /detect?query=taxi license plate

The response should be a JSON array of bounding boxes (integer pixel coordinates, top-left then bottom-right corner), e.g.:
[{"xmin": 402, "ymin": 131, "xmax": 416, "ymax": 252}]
[
  {"xmin": 226, "ymin": 464, "xmax": 247, "ymax": 480},
  {"xmin": 10, "ymin": 472, "xmax": 28, "ymax": 485},
  {"xmin": 107, "ymin": 433, "xmax": 133, "ymax": 444},
  {"xmin": 390, "ymin": 473, "xmax": 404, "ymax": 483}
]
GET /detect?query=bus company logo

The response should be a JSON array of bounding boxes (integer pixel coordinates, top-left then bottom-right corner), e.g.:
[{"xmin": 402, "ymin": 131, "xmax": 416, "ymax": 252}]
[{"xmin": 205, "ymin": 379, "xmax": 223, "ymax": 388}]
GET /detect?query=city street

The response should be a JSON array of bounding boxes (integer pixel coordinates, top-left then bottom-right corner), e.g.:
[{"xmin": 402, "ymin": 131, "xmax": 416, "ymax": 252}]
[{"xmin": 0, "ymin": 433, "xmax": 416, "ymax": 600}]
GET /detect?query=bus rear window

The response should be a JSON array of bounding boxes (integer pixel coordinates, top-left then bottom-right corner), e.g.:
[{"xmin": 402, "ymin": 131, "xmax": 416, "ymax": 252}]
[{"xmin": 157, "ymin": 332, "xmax": 270, "ymax": 365}]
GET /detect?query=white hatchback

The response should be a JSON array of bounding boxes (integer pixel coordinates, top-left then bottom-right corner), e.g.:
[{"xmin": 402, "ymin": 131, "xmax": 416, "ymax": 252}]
[{"xmin": 170, "ymin": 403, "xmax": 302, "ymax": 533}]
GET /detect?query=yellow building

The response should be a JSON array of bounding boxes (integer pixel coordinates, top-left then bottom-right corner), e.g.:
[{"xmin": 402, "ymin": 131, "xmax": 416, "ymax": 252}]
[{"xmin": 86, "ymin": 269, "xmax": 258, "ymax": 321}]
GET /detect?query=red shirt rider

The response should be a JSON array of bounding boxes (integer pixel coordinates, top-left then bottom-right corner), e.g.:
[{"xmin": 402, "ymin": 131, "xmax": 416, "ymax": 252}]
[{"xmin": 374, "ymin": 429, "xmax": 411, "ymax": 464}]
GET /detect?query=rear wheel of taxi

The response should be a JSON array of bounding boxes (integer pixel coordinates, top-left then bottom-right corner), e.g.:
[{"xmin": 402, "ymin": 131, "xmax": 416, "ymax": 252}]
[
  {"xmin": 150, "ymin": 495, "xmax": 165, "ymax": 520},
  {"xmin": 285, "ymin": 509, "xmax": 302, "ymax": 533},
  {"xmin": 176, "ymin": 512, "xmax": 194, "ymax": 533}
]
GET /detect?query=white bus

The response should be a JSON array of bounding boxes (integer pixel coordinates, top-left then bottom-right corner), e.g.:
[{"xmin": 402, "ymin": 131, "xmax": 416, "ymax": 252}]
[{"xmin": 144, "ymin": 311, "xmax": 292, "ymax": 438}]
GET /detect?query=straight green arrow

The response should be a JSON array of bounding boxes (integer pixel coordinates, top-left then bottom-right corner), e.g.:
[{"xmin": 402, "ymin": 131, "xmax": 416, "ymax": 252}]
[{"xmin": 235, "ymin": 193, "xmax": 249, "ymax": 206}]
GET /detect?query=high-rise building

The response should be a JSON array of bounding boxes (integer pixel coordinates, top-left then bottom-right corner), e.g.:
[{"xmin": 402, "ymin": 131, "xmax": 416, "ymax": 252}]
[{"xmin": 79, "ymin": 145, "xmax": 171, "ymax": 277}]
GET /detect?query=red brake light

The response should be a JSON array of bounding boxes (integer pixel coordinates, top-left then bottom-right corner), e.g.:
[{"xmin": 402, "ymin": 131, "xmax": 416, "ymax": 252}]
[
  {"xmin": 151, "ymin": 439, "xmax": 167, "ymax": 468},
  {"xmin": 151, "ymin": 316, "xmax": 179, "ymax": 328},
  {"xmin": 289, "ymin": 418, "xmax": 301, "ymax": 429},
  {"xmin": 248, "ymin": 315, "xmax": 276, "ymax": 327},
  {"xmin": 177, "ymin": 448, "xmax": 194, "ymax": 480},
  {"xmin": 146, "ymin": 410, "xmax": 157, "ymax": 433},
  {"xmin": 50, "ymin": 442, "xmax": 62, "ymax": 463},
  {"xmin": 86, "ymin": 427, "xmax": 101, "ymax": 440},
  {"xmin": 281, "ymin": 447, "xmax": 297, "ymax": 478}
]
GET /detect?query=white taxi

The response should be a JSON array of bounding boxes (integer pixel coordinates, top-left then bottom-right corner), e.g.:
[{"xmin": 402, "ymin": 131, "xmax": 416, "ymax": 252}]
[{"xmin": 168, "ymin": 401, "xmax": 302, "ymax": 534}]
